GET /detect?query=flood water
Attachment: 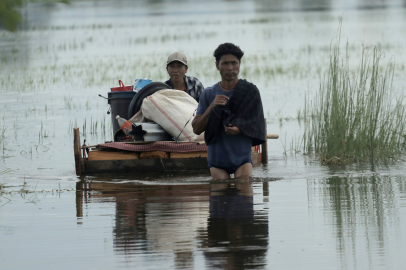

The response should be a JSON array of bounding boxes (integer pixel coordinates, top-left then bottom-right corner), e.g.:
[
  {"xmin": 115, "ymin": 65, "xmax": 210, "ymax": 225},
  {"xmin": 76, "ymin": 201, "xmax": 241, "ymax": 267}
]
[{"xmin": 1, "ymin": 0, "xmax": 406, "ymax": 269}]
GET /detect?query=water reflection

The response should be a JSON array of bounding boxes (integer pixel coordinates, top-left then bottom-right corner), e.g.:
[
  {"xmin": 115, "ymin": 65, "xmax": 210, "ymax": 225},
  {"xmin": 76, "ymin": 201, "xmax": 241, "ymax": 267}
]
[
  {"xmin": 307, "ymin": 174, "xmax": 405, "ymax": 268},
  {"xmin": 202, "ymin": 181, "xmax": 268, "ymax": 269},
  {"xmin": 76, "ymin": 179, "xmax": 268, "ymax": 269}
]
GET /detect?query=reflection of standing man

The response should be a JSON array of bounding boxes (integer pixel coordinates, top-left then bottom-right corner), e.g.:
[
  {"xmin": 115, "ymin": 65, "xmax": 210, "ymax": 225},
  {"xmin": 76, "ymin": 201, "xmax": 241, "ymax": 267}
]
[
  {"xmin": 202, "ymin": 180, "xmax": 268, "ymax": 268},
  {"xmin": 192, "ymin": 43, "xmax": 266, "ymax": 179}
]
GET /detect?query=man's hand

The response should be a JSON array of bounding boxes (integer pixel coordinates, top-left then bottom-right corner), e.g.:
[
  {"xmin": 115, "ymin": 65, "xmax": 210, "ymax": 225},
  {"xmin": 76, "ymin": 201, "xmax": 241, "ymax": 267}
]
[
  {"xmin": 224, "ymin": 124, "xmax": 241, "ymax": 135},
  {"xmin": 210, "ymin": 95, "xmax": 229, "ymax": 108},
  {"xmin": 192, "ymin": 95, "xmax": 230, "ymax": 135}
]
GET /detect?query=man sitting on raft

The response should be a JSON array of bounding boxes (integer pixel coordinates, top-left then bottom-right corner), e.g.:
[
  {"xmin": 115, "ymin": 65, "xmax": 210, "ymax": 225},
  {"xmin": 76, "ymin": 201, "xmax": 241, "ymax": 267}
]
[
  {"xmin": 165, "ymin": 52, "xmax": 204, "ymax": 102},
  {"xmin": 192, "ymin": 43, "xmax": 266, "ymax": 180}
]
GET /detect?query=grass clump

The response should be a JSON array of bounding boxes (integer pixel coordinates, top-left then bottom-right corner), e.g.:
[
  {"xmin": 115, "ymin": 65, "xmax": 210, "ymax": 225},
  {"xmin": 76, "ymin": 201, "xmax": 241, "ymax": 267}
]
[{"xmin": 303, "ymin": 21, "xmax": 406, "ymax": 164}]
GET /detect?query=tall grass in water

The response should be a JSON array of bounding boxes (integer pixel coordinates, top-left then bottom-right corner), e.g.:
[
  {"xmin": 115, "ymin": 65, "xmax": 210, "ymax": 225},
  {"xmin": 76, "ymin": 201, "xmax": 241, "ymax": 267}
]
[{"xmin": 303, "ymin": 23, "xmax": 406, "ymax": 164}]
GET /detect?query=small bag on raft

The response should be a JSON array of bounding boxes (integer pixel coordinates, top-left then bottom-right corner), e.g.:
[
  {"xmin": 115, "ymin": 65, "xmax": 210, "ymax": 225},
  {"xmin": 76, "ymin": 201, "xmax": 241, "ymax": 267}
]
[{"xmin": 129, "ymin": 89, "xmax": 204, "ymax": 142}]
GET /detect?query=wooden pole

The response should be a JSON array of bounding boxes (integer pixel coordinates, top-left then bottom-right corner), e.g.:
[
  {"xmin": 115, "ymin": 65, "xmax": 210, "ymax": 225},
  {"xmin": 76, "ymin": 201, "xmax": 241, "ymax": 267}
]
[
  {"xmin": 267, "ymin": 134, "xmax": 279, "ymax": 139},
  {"xmin": 263, "ymin": 181, "xmax": 269, "ymax": 197},
  {"xmin": 261, "ymin": 118, "xmax": 268, "ymax": 164},
  {"xmin": 73, "ymin": 127, "xmax": 82, "ymax": 176},
  {"xmin": 75, "ymin": 181, "xmax": 83, "ymax": 220}
]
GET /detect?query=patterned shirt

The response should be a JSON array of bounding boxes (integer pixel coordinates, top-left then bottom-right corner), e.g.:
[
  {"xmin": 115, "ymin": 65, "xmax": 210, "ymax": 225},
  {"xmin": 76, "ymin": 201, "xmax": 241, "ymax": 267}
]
[{"xmin": 165, "ymin": 75, "xmax": 204, "ymax": 102}]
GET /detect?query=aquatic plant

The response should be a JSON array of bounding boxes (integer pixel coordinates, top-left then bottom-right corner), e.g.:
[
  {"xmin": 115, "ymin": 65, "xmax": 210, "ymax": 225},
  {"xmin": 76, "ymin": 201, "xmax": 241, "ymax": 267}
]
[
  {"xmin": 303, "ymin": 21, "xmax": 406, "ymax": 164},
  {"xmin": 0, "ymin": 168, "xmax": 12, "ymax": 176},
  {"xmin": 0, "ymin": 122, "xmax": 5, "ymax": 155},
  {"xmin": 1, "ymin": 179, "xmax": 74, "ymax": 207},
  {"xmin": 38, "ymin": 120, "xmax": 49, "ymax": 143}
]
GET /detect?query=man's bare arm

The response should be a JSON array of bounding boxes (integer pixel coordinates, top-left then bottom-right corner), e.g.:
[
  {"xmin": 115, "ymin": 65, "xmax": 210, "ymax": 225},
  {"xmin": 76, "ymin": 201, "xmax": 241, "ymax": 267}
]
[{"xmin": 192, "ymin": 95, "xmax": 229, "ymax": 135}]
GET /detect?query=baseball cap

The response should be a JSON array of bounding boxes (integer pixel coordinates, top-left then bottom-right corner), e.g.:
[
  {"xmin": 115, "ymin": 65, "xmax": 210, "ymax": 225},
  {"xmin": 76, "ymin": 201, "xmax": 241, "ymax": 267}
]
[{"xmin": 167, "ymin": 52, "xmax": 188, "ymax": 66}]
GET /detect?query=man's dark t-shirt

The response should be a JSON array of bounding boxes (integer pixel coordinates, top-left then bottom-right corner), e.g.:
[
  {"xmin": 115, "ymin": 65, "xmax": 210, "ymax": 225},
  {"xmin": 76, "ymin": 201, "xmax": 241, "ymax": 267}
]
[{"xmin": 197, "ymin": 83, "xmax": 252, "ymax": 169}]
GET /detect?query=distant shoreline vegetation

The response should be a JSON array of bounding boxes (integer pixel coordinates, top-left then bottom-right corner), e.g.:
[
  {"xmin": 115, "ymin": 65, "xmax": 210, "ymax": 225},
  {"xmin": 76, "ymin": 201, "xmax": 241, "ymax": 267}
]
[
  {"xmin": 303, "ymin": 20, "xmax": 406, "ymax": 164},
  {"xmin": 0, "ymin": 0, "xmax": 70, "ymax": 32},
  {"xmin": 0, "ymin": 0, "xmax": 23, "ymax": 32}
]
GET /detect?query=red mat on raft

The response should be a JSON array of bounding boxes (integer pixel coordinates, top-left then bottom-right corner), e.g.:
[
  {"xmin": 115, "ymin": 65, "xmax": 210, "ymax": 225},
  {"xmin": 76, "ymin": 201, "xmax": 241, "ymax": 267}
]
[{"xmin": 96, "ymin": 142, "xmax": 208, "ymax": 153}]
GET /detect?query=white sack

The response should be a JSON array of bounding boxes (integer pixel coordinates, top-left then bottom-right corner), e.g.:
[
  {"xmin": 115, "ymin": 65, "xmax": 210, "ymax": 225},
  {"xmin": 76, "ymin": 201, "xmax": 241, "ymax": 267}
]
[
  {"xmin": 129, "ymin": 109, "xmax": 146, "ymax": 123},
  {"xmin": 140, "ymin": 89, "xmax": 204, "ymax": 142}
]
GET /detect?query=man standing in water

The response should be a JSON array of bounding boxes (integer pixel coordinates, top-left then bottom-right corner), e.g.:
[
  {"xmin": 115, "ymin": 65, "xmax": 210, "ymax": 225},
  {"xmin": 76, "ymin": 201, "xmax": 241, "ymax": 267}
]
[
  {"xmin": 165, "ymin": 52, "xmax": 204, "ymax": 102},
  {"xmin": 192, "ymin": 43, "xmax": 266, "ymax": 179}
]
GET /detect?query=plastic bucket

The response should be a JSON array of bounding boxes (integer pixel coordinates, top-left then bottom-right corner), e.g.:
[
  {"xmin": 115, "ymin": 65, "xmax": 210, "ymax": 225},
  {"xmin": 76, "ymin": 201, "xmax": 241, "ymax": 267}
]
[
  {"xmin": 110, "ymin": 80, "xmax": 132, "ymax": 92},
  {"xmin": 108, "ymin": 91, "xmax": 136, "ymax": 134}
]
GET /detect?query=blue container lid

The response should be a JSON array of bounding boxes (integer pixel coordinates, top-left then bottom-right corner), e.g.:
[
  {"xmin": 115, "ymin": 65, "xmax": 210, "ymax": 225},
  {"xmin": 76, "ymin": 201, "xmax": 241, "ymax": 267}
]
[{"xmin": 134, "ymin": 79, "xmax": 152, "ymax": 92}]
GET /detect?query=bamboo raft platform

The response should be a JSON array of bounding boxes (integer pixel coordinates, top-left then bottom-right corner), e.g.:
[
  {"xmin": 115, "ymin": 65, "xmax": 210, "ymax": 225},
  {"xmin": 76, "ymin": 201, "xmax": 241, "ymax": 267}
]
[{"xmin": 73, "ymin": 127, "xmax": 278, "ymax": 175}]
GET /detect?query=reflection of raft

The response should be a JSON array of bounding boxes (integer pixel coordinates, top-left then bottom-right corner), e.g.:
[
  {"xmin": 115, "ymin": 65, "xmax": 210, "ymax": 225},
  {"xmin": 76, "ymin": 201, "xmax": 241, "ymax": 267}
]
[{"xmin": 73, "ymin": 127, "xmax": 278, "ymax": 176}]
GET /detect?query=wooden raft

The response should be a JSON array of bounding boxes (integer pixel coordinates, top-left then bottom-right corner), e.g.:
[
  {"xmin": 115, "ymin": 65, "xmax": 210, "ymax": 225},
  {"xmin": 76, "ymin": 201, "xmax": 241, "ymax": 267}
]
[{"xmin": 73, "ymin": 120, "xmax": 278, "ymax": 175}]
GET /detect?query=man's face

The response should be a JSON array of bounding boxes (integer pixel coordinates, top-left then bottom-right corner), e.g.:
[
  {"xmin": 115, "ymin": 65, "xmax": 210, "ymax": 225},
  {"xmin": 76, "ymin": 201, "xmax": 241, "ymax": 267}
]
[
  {"xmin": 216, "ymin": 54, "xmax": 240, "ymax": 82},
  {"xmin": 166, "ymin": 61, "xmax": 188, "ymax": 83}
]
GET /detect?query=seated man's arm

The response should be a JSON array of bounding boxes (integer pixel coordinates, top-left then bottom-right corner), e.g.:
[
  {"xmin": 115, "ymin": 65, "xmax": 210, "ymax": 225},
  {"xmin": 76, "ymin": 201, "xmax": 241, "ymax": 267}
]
[{"xmin": 192, "ymin": 94, "xmax": 229, "ymax": 135}]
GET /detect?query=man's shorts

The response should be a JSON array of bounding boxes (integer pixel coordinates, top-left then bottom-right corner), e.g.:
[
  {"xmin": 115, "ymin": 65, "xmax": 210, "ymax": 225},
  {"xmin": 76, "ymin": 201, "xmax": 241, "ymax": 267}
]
[{"xmin": 208, "ymin": 158, "xmax": 252, "ymax": 174}]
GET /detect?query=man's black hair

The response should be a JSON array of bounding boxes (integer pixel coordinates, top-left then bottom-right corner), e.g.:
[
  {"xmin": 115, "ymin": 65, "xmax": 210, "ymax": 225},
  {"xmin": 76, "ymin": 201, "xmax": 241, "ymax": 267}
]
[{"xmin": 213, "ymin": 43, "xmax": 244, "ymax": 62}]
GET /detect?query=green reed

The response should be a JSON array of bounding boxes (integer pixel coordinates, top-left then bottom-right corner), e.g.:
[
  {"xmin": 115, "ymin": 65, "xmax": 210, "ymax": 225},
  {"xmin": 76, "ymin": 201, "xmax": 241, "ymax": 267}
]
[
  {"xmin": 0, "ymin": 121, "xmax": 5, "ymax": 148},
  {"xmin": 1, "ymin": 179, "xmax": 75, "ymax": 207},
  {"xmin": 303, "ymin": 22, "xmax": 406, "ymax": 164}
]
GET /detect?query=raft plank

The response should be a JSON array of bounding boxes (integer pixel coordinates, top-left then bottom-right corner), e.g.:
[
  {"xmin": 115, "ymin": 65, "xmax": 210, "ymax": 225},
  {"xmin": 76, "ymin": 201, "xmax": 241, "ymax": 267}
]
[
  {"xmin": 82, "ymin": 153, "xmax": 261, "ymax": 174},
  {"xmin": 84, "ymin": 157, "xmax": 209, "ymax": 174},
  {"xmin": 140, "ymin": 151, "xmax": 169, "ymax": 159},
  {"xmin": 88, "ymin": 151, "xmax": 139, "ymax": 161},
  {"xmin": 170, "ymin": 151, "xmax": 207, "ymax": 158}
]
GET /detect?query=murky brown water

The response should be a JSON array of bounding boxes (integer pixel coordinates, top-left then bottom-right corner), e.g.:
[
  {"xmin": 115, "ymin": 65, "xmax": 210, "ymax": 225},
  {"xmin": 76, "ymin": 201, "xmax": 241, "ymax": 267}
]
[{"xmin": 1, "ymin": 0, "xmax": 406, "ymax": 269}]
